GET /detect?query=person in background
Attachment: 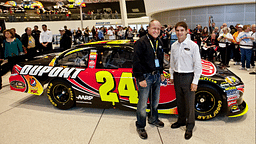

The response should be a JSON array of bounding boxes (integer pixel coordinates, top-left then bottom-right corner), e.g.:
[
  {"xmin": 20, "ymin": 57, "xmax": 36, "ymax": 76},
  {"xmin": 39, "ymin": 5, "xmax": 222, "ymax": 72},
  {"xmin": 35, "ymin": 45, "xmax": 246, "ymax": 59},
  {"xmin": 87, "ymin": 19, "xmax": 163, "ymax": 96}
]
[
  {"xmin": 10, "ymin": 28, "xmax": 21, "ymax": 40},
  {"xmin": 220, "ymin": 23, "xmax": 231, "ymax": 34},
  {"xmin": 133, "ymin": 20, "xmax": 165, "ymax": 139},
  {"xmin": 107, "ymin": 27, "xmax": 115, "ymax": 40},
  {"xmin": 169, "ymin": 21, "xmax": 202, "ymax": 140},
  {"xmin": 84, "ymin": 27, "xmax": 89, "ymax": 43},
  {"xmin": 202, "ymin": 31, "xmax": 218, "ymax": 62},
  {"xmin": 117, "ymin": 26, "xmax": 125, "ymax": 40},
  {"xmin": 236, "ymin": 25, "xmax": 254, "ymax": 71},
  {"xmin": 39, "ymin": 24, "xmax": 53, "ymax": 53},
  {"xmin": 208, "ymin": 16, "xmax": 215, "ymax": 34},
  {"xmin": 214, "ymin": 27, "xmax": 219, "ymax": 37},
  {"xmin": 138, "ymin": 26, "xmax": 147, "ymax": 38},
  {"xmin": 232, "ymin": 24, "xmax": 243, "ymax": 65},
  {"xmin": 194, "ymin": 24, "xmax": 202, "ymax": 48},
  {"xmin": 21, "ymin": 27, "xmax": 37, "ymax": 60},
  {"xmin": 76, "ymin": 27, "xmax": 82, "ymax": 42},
  {"xmin": 88, "ymin": 30, "xmax": 93, "ymax": 42},
  {"xmin": 217, "ymin": 27, "xmax": 234, "ymax": 68},
  {"xmin": 97, "ymin": 27, "xmax": 104, "ymax": 41},
  {"xmin": 64, "ymin": 25, "xmax": 72, "ymax": 47},
  {"xmin": 0, "ymin": 29, "xmax": 23, "ymax": 90},
  {"xmin": 250, "ymin": 24, "xmax": 256, "ymax": 68},
  {"xmin": 59, "ymin": 28, "xmax": 71, "ymax": 50},
  {"xmin": 32, "ymin": 25, "xmax": 41, "ymax": 55},
  {"xmin": 126, "ymin": 28, "xmax": 134, "ymax": 40},
  {"xmin": 201, "ymin": 27, "xmax": 210, "ymax": 59}
]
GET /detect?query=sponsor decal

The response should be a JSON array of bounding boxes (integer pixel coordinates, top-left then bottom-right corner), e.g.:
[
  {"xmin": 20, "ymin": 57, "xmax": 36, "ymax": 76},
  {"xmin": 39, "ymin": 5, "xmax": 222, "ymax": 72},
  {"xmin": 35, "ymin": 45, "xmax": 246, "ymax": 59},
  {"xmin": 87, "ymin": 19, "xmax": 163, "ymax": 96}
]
[
  {"xmin": 20, "ymin": 65, "xmax": 84, "ymax": 79},
  {"xmin": 227, "ymin": 95, "xmax": 238, "ymax": 101},
  {"xmin": 76, "ymin": 95, "xmax": 94, "ymax": 100},
  {"xmin": 228, "ymin": 100, "xmax": 237, "ymax": 107},
  {"xmin": 231, "ymin": 105, "xmax": 240, "ymax": 113},
  {"xmin": 201, "ymin": 60, "xmax": 216, "ymax": 76},
  {"xmin": 225, "ymin": 76, "xmax": 239, "ymax": 85},
  {"xmin": 89, "ymin": 60, "xmax": 95, "ymax": 68},
  {"xmin": 29, "ymin": 78, "xmax": 37, "ymax": 87},
  {"xmin": 226, "ymin": 89, "xmax": 238, "ymax": 97},
  {"xmin": 199, "ymin": 77, "xmax": 217, "ymax": 83},
  {"xmin": 10, "ymin": 81, "xmax": 25, "ymax": 89},
  {"xmin": 225, "ymin": 86, "xmax": 236, "ymax": 91}
]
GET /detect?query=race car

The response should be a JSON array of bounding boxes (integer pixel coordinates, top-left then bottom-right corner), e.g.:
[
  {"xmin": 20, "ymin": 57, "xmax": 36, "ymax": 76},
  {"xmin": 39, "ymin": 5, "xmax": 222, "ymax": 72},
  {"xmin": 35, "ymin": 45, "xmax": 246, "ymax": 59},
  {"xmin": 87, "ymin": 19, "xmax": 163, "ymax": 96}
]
[{"xmin": 9, "ymin": 40, "xmax": 248, "ymax": 120}]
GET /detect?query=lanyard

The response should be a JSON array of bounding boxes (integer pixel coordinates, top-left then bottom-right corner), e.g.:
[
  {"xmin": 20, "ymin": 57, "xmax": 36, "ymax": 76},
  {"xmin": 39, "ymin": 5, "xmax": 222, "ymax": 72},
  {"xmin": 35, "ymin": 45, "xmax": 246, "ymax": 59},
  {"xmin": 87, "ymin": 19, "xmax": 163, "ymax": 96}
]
[{"xmin": 147, "ymin": 35, "xmax": 158, "ymax": 58}]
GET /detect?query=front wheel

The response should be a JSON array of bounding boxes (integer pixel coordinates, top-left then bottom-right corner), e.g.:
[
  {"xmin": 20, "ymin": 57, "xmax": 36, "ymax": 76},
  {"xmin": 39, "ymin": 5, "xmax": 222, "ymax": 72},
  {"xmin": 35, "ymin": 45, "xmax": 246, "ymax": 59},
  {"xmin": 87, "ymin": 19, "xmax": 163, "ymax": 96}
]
[
  {"xmin": 195, "ymin": 84, "xmax": 222, "ymax": 120},
  {"xmin": 47, "ymin": 79, "xmax": 75, "ymax": 110}
]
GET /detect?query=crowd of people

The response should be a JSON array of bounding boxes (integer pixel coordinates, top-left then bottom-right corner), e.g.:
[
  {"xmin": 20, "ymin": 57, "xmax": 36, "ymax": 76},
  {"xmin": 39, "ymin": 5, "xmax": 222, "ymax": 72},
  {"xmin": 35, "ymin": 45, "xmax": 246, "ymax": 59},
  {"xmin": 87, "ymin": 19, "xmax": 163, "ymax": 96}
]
[{"xmin": 0, "ymin": 18, "xmax": 255, "ymax": 89}]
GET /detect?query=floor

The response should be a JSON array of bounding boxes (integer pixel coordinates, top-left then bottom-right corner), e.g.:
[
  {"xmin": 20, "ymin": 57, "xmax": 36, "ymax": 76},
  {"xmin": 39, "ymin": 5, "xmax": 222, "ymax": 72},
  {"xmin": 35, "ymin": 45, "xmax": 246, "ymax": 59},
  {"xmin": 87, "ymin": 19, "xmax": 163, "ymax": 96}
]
[{"xmin": 0, "ymin": 61, "xmax": 255, "ymax": 144}]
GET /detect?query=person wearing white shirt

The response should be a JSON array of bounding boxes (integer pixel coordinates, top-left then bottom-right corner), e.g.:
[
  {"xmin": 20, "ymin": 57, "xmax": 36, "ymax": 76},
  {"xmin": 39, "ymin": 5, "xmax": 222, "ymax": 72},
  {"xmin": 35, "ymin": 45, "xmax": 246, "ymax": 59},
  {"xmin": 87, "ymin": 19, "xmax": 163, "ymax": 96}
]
[
  {"xmin": 169, "ymin": 22, "xmax": 202, "ymax": 140},
  {"xmin": 236, "ymin": 25, "xmax": 254, "ymax": 71},
  {"xmin": 39, "ymin": 24, "xmax": 52, "ymax": 53},
  {"xmin": 251, "ymin": 24, "xmax": 256, "ymax": 68},
  {"xmin": 217, "ymin": 27, "xmax": 234, "ymax": 67},
  {"xmin": 107, "ymin": 27, "xmax": 115, "ymax": 40}
]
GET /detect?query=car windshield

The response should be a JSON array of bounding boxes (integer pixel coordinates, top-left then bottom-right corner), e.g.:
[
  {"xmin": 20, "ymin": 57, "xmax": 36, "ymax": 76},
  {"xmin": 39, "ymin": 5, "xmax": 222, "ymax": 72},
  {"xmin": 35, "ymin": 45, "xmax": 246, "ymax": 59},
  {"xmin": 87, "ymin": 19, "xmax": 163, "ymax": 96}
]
[
  {"xmin": 57, "ymin": 49, "xmax": 90, "ymax": 67},
  {"xmin": 96, "ymin": 46, "xmax": 133, "ymax": 69}
]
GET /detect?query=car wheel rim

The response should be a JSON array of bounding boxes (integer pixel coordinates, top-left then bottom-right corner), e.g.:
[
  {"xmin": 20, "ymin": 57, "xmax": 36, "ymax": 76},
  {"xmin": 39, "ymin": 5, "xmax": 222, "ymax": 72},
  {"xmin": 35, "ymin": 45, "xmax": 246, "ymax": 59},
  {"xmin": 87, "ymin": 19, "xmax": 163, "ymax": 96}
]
[
  {"xmin": 53, "ymin": 84, "xmax": 70, "ymax": 103},
  {"xmin": 195, "ymin": 91, "xmax": 215, "ymax": 113}
]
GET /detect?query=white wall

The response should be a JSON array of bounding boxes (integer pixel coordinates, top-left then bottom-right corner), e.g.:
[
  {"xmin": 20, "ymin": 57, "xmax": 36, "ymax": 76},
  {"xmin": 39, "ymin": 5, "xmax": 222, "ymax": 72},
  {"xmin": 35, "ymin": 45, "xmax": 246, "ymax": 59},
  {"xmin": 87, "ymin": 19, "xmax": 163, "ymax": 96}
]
[
  {"xmin": 151, "ymin": 3, "xmax": 255, "ymax": 29},
  {"xmin": 6, "ymin": 17, "xmax": 149, "ymax": 36},
  {"xmin": 144, "ymin": 0, "xmax": 255, "ymax": 16}
]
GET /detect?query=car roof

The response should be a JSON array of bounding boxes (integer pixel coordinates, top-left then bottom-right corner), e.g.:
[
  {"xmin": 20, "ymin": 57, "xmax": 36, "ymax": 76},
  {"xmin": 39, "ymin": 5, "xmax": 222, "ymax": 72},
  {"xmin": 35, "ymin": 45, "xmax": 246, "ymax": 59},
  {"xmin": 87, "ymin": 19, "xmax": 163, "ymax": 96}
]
[
  {"xmin": 57, "ymin": 40, "xmax": 135, "ymax": 59},
  {"xmin": 76, "ymin": 40, "xmax": 136, "ymax": 48}
]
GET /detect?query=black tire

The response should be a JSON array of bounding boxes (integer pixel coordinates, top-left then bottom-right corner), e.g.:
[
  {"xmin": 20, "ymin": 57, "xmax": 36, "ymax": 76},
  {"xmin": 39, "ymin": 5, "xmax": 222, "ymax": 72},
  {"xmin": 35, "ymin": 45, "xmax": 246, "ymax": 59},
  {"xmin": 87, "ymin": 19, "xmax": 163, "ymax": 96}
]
[
  {"xmin": 195, "ymin": 84, "xmax": 222, "ymax": 120},
  {"xmin": 47, "ymin": 79, "xmax": 75, "ymax": 110}
]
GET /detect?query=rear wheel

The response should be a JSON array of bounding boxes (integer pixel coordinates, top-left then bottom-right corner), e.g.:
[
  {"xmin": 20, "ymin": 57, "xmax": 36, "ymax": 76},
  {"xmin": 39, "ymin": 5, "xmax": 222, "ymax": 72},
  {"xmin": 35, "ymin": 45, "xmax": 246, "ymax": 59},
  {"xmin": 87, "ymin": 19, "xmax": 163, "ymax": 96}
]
[
  {"xmin": 47, "ymin": 79, "xmax": 75, "ymax": 110},
  {"xmin": 195, "ymin": 84, "xmax": 222, "ymax": 120}
]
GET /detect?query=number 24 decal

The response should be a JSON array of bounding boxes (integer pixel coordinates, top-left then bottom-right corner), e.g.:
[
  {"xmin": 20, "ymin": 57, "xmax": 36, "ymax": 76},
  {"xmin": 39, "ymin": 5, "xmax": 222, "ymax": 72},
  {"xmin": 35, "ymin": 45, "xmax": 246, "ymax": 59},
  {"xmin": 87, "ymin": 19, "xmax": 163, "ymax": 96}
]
[{"xmin": 96, "ymin": 71, "xmax": 138, "ymax": 104}]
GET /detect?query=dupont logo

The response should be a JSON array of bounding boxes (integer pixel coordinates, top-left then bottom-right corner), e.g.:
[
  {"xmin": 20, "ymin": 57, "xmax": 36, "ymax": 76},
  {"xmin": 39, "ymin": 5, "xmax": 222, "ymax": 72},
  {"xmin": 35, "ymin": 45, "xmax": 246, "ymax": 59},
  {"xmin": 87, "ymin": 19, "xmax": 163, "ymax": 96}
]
[
  {"xmin": 201, "ymin": 60, "xmax": 216, "ymax": 77},
  {"xmin": 30, "ymin": 78, "xmax": 37, "ymax": 87}
]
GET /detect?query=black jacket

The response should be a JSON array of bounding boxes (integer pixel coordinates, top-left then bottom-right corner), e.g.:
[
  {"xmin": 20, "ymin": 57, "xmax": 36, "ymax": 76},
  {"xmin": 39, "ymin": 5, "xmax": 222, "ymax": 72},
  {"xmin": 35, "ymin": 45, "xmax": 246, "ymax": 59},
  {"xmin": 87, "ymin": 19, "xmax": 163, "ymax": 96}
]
[
  {"xmin": 133, "ymin": 34, "xmax": 164, "ymax": 82},
  {"xmin": 21, "ymin": 33, "xmax": 37, "ymax": 49},
  {"xmin": 60, "ymin": 34, "xmax": 71, "ymax": 50}
]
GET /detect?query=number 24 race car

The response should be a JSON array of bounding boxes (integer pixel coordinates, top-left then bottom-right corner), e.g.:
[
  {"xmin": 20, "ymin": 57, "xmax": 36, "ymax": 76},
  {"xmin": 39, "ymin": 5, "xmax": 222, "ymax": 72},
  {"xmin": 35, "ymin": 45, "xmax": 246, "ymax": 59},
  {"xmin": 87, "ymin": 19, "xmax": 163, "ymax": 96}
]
[{"xmin": 9, "ymin": 40, "xmax": 248, "ymax": 120}]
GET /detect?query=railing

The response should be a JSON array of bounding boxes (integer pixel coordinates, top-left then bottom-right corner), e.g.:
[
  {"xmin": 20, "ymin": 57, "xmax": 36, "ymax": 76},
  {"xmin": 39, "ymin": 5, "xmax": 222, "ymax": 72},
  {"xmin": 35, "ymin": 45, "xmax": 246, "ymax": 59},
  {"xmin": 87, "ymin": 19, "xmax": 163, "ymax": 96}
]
[{"xmin": 0, "ymin": 13, "xmax": 146, "ymax": 22}]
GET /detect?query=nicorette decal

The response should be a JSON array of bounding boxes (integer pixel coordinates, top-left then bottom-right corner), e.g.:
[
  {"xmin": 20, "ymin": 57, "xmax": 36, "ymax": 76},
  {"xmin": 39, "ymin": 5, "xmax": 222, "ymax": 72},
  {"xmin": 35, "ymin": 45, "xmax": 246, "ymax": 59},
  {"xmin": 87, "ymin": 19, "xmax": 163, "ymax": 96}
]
[{"xmin": 20, "ymin": 65, "xmax": 84, "ymax": 79}]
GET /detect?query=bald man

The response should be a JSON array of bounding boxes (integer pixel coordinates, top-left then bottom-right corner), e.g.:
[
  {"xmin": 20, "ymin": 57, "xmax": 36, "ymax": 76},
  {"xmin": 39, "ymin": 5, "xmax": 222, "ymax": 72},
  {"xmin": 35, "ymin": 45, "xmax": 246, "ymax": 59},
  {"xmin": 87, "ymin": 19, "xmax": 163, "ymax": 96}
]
[{"xmin": 133, "ymin": 20, "xmax": 166, "ymax": 139}]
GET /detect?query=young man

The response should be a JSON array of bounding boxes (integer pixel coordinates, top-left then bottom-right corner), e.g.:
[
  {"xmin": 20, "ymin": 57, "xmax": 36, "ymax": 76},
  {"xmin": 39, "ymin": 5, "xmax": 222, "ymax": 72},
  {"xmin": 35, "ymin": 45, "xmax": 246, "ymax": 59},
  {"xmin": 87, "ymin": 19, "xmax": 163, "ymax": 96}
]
[
  {"xmin": 169, "ymin": 22, "xmax": 202, "ymax": 140},
  {"xmin": 39, "ymin": 24, "xmax": 52, "ymax": 53},
  {"xmin": 133, "ymin": 20, "xmax": 166, "ymax": 139}
]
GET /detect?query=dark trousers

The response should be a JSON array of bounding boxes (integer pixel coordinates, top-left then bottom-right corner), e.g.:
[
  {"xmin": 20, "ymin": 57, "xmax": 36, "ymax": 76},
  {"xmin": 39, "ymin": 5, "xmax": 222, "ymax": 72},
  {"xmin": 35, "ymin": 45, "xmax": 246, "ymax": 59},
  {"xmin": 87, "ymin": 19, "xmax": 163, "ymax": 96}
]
[
  {"xmin": 174, "ymin": 72, "xmax": 195, "ymax": 131},
  {"xmin": 26, "ymin": 47, "xmax": 37, "ymax": 60},
  {"xmin": 41, "ymin": 43, "xmax": 53, "ymax": 54},
  {"xmin": 234, "ymin": 45, "xmax": 241, "ymax": 62},
  {"xmin": 219, "ymin": 46, "xmax": 231, "ymax": 66},
  {"xmin": 251, "ymin": 49, "xmax": 255, "ymax": 67}
]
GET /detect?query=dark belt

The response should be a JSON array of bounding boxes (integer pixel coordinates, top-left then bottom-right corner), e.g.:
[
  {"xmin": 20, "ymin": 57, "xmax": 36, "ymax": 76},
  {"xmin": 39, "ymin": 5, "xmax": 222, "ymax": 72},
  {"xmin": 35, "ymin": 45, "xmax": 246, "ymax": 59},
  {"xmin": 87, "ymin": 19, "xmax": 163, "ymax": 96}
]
[{"xmin": 174, "ymin": 72, "xmax": 193, "ymax": 76}]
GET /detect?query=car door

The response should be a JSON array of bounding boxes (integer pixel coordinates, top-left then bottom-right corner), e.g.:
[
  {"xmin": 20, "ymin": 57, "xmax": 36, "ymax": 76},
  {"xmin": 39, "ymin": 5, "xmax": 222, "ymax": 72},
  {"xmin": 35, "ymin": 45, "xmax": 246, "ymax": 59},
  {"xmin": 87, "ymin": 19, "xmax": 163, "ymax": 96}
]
[{"xmin": 83, "ymin": 46, "xmax": 138, "ymax": 107}]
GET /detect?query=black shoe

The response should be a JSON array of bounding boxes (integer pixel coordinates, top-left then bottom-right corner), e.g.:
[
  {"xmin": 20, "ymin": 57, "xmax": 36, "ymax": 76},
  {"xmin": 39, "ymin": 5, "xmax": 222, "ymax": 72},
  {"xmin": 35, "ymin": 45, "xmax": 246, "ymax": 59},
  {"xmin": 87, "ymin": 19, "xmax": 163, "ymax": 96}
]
[
  {"xmin": 148, "ymin": 120, "xmax": 164, "ymax": 128},
  {"xmin": 171, "ymin": 122, "xmax": 186, "ymax": 129},
  {"xmin": 185, "ymin": 130, "xmax": 192, "ymax": 140},
  {"xmin": 136, "ymin": 128, "xmax": 148, "ymax": 139}
]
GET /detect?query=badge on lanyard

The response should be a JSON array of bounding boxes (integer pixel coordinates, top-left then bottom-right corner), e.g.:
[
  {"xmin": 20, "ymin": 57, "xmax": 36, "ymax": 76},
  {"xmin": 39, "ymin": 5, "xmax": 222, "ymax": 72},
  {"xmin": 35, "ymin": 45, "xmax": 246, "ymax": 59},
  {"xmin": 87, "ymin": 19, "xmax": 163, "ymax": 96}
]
[
  {"xmin": 155, "ymin": 59, "xmax": 160, "ymax": 67},
  {"xmin": 147, "ymin": 35, "xmax": 160, "ymax": 68}
]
